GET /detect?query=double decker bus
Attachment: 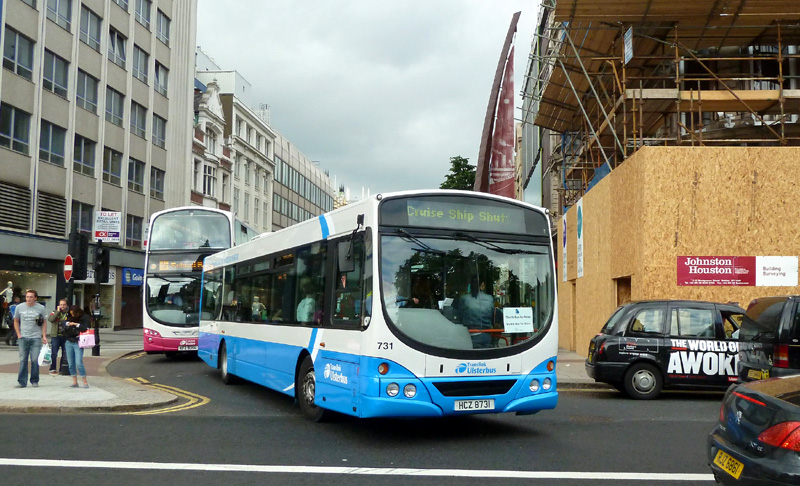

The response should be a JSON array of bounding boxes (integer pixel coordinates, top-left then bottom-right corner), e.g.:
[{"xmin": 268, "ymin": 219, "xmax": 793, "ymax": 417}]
[
  {"xmin": 143, "ymin": 207, "xmax": 258, "ymax": 355},
  {"xmin": 198, "ymin": 190, "xmax": 558, "ymax": 420}
]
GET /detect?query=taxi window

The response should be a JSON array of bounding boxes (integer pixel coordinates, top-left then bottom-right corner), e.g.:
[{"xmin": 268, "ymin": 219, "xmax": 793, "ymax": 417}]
[
  {"xmin": 670, "ymin": 308, "xmax": 715, "ymax": 338},
  {"xmin": 722, "ymin": 311, "xmax": 743, "ymax": 340},
  {"xmin": 628, "ymin": 308, "xmax": 665, "ymax": 334}
]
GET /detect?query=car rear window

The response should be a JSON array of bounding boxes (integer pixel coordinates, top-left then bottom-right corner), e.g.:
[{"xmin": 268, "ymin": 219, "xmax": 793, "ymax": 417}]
[
  {"xmin": 740, "ymin": 297, "xmax": 788, "ymax": 340},
  {"xmin": 601, "ymin": 306, "xmax": 625, "ymax": 334}
]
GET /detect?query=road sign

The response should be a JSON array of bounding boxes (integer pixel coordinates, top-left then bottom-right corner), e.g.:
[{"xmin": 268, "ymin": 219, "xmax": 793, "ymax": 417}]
[{"xmin": 64, "ymin": 254, "xmax": 73, "ymax": 282}]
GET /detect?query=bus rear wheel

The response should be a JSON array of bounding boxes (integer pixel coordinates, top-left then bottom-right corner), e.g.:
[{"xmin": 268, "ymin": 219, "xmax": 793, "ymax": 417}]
[
  {"xmin": 297, "ymin": 356, "xmax": 327, "ymax": 422},
  {"xmin": 219, "ymin": 342, "xmax": 236, "ymax": 385}
]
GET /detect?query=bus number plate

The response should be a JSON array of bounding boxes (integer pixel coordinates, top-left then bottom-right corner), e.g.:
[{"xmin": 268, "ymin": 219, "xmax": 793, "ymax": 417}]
[
  {"xmin": 178, "ymin": 345, "xmax": 197, "ymax": 351},
  {"xmin": 454, "ymin": 399, "xmax": 495, "ymax": 411}
]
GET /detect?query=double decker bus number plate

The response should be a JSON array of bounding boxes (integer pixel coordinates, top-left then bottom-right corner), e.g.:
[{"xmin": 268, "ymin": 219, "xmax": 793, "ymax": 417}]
[{"xmin": 454, "ymin": 399, "xmax": 495, "ymax": 411}]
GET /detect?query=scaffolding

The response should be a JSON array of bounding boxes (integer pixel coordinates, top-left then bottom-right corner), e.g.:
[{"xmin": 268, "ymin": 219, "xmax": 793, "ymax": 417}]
[{"xmin": 524, "ymin": 0, "xmax": 800, "ymax": 211}]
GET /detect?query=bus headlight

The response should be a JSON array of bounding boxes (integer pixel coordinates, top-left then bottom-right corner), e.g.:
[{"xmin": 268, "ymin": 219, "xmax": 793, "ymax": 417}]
[
  {"xmin": 403, "ymin": 384, "xmax": 417, "ymax": 398},
  {"xmin": 529, "ymin": 379, "xmax": 540, "ymax": 392},
  {"xmin": 543, "ymin": 378, "xmax": 552, "ymax": 391},
  {"xmin": 386, "ymin": 383, "xmax": 399, "ymax": 397}
]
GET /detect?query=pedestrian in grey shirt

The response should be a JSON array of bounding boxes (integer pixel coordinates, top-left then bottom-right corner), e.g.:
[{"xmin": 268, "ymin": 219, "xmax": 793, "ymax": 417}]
[{"xmin": 13, "ymin": 289, "xmax": 49, "ymax": 388}]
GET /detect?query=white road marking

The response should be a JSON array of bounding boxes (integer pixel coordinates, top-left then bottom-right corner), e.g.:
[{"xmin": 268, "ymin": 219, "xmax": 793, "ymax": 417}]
[{"xmin": 0, "ymin": 458, "xmax": 714, "ymax": 480}]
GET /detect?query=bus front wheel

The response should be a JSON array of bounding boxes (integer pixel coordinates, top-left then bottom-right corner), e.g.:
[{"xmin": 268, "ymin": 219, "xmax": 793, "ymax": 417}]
[
  {"xmin": 298, "ymin": 356, "xmax": 327, "ymax": 422},
  {"xmin": 219, "ymin": 342, "xmax": 236, "ymax": 385}
]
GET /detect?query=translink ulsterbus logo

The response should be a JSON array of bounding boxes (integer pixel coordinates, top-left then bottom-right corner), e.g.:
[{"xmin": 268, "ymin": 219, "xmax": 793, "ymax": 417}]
[
  {"xmin": 455, "ymin": 362, "xmax": 497, "ymax": 375},
  {"xmin": 323, "ymin": 363, "xmax": 348, "ymax": 384}
]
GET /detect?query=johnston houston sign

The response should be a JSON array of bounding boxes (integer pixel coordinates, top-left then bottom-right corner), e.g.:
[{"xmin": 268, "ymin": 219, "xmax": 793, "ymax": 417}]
[{"xmin": 677, "ymin": 256, "xmax": 798, "ymax": 286}]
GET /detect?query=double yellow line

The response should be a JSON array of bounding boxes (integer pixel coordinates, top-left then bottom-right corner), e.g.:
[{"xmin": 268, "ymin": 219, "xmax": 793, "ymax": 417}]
[{"xmin": 122, "ymin": 377, "xmax": 210, "ymax": 415}]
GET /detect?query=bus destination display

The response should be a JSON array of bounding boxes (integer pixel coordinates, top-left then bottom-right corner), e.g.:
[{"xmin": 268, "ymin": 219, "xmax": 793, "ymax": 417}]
[{"xmin": 381, "ymin": 197, "xmax": 536, "ymax": 233}]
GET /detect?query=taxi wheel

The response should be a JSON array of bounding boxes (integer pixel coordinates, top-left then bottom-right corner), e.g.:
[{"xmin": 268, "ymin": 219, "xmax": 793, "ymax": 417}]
[{"xmin": 623, "ymin": 363, "xmax": 662, "ymax": 400}]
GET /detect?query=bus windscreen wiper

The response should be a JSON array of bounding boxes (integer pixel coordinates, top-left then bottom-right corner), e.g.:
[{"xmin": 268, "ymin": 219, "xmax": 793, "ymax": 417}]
[
  {"xmin": 453, "ymin": 232, "xmax": 538, "ymax": 255},
  {"xmin": 395, "ymin": 229, "xmax": 445, "ymax": 255}
]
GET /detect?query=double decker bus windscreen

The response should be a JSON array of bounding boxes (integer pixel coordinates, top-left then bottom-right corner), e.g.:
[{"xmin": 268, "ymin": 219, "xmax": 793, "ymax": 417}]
[{"xmin": 149, "ymin": 210, "xmax": 233, "ymax": 250}]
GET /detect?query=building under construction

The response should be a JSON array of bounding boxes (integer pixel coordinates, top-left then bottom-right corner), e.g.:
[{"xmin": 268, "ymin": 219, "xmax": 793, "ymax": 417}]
[{"xmin": 521, "ymin": 1, "xmax": 800, "ymax": 352}]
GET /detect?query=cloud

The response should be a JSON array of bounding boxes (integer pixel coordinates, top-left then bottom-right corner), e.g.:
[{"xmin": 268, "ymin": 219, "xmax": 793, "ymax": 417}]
[{"xmin": 197, "ymin": 0, "xmax": 535, "ymax": 196}]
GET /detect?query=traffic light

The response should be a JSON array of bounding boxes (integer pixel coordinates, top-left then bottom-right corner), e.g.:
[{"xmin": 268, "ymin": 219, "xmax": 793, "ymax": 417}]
[
  {"xmin": 93, "ymin": 245, "xmax": 110, "ymax": 284},
  {"xmin": 68, "ymin": 232, "xmax": 88, "ymax": 280}
]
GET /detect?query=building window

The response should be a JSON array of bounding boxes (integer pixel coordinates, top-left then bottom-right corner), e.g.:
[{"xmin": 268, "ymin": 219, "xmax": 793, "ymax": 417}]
[
  {"xmin": 3, "ymin": 28, "xmax": 34, "ymax": 81},
  {"xmin": 130, "ymin": 102, "xmax": 147, "ymax": 139},
  {"xmin": 203, "ymin": 164, "xmax": 216, "ymax": 197},
  {"xmin": 103, "ymin": 147, "xmax": 122, "ymax": 185},
  {"xmin": 73, "ymin": 135, "xmax": 95, "ymax": 176},
  {"xmin": 39, "ymin": 120, "xmax": 66, "ymax": 166},
  {"xmin": 234, "ymin": 156, "xmax": 241, "ymax": 179},
  {"xmin": 155, "ymin": 62, "xmax": 168, "ymax": 96},
  {"xmin": 108, "ymin": 28, "xmax": 126, "ymax": 68},
  {"xmin": 134, "ymin": 0, "xmax": 151, "ymax": 29},
  {"xmin": 244, "ymin": 193, "xmax": 249, "ymax": 220},
  {"xmin": 105, "ymin": 87, "xmax": 124, "ymax": 126},
  {"xmin": 156, "ymin": 10, "xmax": 170, "ymax": 45},
  {"xmin": 76, "ymin": 70, "xmax": 98, "ymax": 114},
  {"xmin": 46, "ymin": 0, "xmax": 71, "ymax": 30},
  {"xmin": 263, "ymin": 200, "xmax": 269, "ymax": 226},
  {"xmin": 150, "ymin": 167, "xmax": 164, "ymax": 199},
  {"xmin": 43, "ymin": 50, "xmax": 69, "ymax": 98},
  {"xmin": 206, "ymin": 129, "xmax": 216, "ymax": 154},
  {"xmin": 233, "ymin": 188, "xmax": 239, "ymax": 215},
  {"xmin": 132, "ymin": 45, "xmax": 148, "ymax": 83},
  {"xmin": 71, "ymin": 200, "xmax": 93, "ymax": 237},
  {"xmin": 263, "ymin": 174, "xmax": 269, "ymax": 193},
  {"xmin": 126, "ymin": 215, "xmax": 143, "ymax": 247},
  {"xmin": 128, "ymin": 158, "xmax": 145, "ymax": 193},
  {"xmin": 79, "ymin": 6, "xmax": 101, "ymax": 51},
  {"xmin": 0, "ymin": 103, "xmax": 31, "ymax": 154},
  {"xmin": 254, "ymin": 197, "xmax": 259, "ymax": 227},
  {"xmin": 152, "ymin": 114, "xmax": 166, "ymax": 148},
  {"xmin": 112, "ymin": 0, "xmax": 128, "ymax": 11},
  {"xmin": 20, "ymin": 0, "xmax": 36, "ymax": 7},
  {"xmin": 244, "ymin": 161, "xmax": 251, "ymax": 185}
]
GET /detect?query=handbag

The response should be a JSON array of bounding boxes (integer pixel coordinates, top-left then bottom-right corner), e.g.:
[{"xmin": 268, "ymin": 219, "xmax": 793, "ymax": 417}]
[
  {"xmin": 38, "ymin": 343, "xmax": 52, "ymax": 366},
  {"xmin": 78, "ymin": 329, "xmax": 95, "ymax": 349}
]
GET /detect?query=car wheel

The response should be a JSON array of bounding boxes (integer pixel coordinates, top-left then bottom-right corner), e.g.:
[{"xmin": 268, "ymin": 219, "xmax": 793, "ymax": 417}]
[
  {"xmin": 297, "ymin": 356, "xmax": 327, "ymax": 422},
  {"xmin": 623, "ymin": 363, "xmax": 662, "ymax": 400},
  {"xmin": 219, "ymin": 341, "xmax": 236, "ymax": 385}
]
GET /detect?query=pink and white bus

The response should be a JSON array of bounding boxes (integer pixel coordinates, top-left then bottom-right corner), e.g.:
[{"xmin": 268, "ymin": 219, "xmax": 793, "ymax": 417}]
[{"xmin": 143, "ymin": 207, "xmax": 257, "ymax": 356}]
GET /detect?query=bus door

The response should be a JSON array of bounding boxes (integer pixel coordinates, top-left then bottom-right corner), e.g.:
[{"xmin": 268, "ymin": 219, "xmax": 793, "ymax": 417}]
[{"xmin": 314, "ymin": 234, "xmax": 366, "ymax": 415}]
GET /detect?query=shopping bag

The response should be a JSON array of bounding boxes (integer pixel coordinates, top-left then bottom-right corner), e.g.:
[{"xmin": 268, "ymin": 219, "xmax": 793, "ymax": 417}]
[
  {"xmin": 78, "ymin": 329, "xmax": 95, "ymax": 349},
  {"xmin": 38, "ymin": 343, "xmax": 52, "ymax": 366}
]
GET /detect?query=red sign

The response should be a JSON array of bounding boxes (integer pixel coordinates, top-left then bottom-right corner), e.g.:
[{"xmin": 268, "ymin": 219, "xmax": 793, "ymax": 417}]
[
  {"xmin": 677, "ymin": 256, "xmax": 756, "ymax": 286},
  {"xmin": 64, "ymin": 254, "xmax": 73, "ymax": 282}
]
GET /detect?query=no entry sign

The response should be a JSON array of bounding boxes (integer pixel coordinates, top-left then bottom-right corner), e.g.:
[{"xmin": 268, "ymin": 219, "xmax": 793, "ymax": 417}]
[{"xmin": 64, "ymin": 254, "xmax": 73, "ymax": 282}]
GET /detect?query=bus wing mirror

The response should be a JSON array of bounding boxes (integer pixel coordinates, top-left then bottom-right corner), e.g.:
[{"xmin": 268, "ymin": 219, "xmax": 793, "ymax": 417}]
[{"xmin": 338, "ymin": 243, "xmax": 355, "ymax": 273}]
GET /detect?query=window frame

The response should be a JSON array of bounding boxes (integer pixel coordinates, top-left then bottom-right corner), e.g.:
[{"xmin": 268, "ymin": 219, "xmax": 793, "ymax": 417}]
[
  {"xmin": 132, "ymin": 45, "xmax": 148, "ymax": 83},
  {"xmin": 71, "ymin": 200, "xmax": 94, "ymax": 237},
  {"xmin": 152, "ymin": 114, "xmax": 166, "ymax": 148},
  {"xmin": 102, "ymin": 147, "xmax": 123, "ymax": 185},
  {"xmin": 154, "ymin": 62, "xmax": 168, "ymax": 96},
  {"xmin": 105, "ymin": 87, "xmax": 124, "ymax": 126},
  {"xmin": 156, "ymin": 9, "xmax": 170, "ymax": 45},
  {"xmin": 79, "ymin": 6, "xmax": 102, "ymax": 51},
  {"xmin": 76, "ymin": 70, "xmax": 99, "ymax": 114},
  {"xmin": 130, "ymin": 102, "xmax": 147, "ymax": 139},
  {"xmin": 0, "ymin": 103, "xmax": 31, "ymax": 154},
  {"xmin": 126, "ymin": 214, "xmax": 143, "ymax": 247},
  {"xmin": 134, "ymin": 0, "xmax": 151, "ymax": 29},
  {"xmin": 3, "ymin": 28, "xmax": 34, "ymax": 80},
  {"xmin": 128, "ymin": 157, "xmax": 145, "ymax": 193},
  {"xmin": 42, "ymin": 50, "xmax": 69, "ymax": 98},
  {"xmin": 46, "ymin": 0, "xmax": 72, "ymax": 31},
  {"xmin": 150, "ymin": 167, "xmax": 164, "ymax": 199},
  {"xmin": 73, "ymin": 135, "xmax": 96, "ymax": 177},
  {"xmin": 39, "ymin": 120, "xmax": 66, "ymax": 166},
  {"xmin": 108, "ymin": 28, "xmax": 127, "ymax": 68}
]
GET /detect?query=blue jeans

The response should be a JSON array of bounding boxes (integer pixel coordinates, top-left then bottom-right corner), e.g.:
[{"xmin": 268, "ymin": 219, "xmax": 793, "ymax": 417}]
[
  {"xmin": 49, "ymin": 336, "xmax": 66, "ymax": 372},
  {"xmin": 17, "ymin": 337, "xmax": 43, "ymax": 386},
  {"xmin": 65, "ymin": 340, "xmax": 86, "ymax": 377}
]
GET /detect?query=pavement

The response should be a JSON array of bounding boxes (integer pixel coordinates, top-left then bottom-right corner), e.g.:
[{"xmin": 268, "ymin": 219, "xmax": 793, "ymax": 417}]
[{"xmin": 0, "ymin": 328, "xmax": 607, "ymax": 413}]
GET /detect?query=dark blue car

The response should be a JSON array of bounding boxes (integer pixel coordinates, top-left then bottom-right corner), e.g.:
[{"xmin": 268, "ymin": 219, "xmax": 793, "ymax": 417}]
[{"xmin": 708, "ymin": 375, "xmax": 800, "ymax": 485}]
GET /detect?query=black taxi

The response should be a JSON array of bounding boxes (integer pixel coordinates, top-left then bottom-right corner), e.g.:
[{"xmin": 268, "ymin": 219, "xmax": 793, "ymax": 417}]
[{"xmin": 585, "ymin": 300, "xmax": 745, "ymax": 399}]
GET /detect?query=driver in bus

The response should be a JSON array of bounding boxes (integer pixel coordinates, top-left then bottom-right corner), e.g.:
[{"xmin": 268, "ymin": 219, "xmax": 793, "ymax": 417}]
[{"xmin": 456, "ymin": 276, "xmax": 494, "ymax": 349}]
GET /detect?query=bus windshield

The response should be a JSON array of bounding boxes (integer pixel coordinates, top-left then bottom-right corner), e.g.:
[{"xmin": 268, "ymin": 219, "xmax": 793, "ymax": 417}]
[
  {"xmin": 380, "ymin": 232, "xmax": 553, "ymax": 351},
  {"xmin": 149, "ymin": 210, "xmax": 232, "ymax": 251},
  {"xmin": 145, "ymin": 275, "xmax": 205, "ymax": 327}
]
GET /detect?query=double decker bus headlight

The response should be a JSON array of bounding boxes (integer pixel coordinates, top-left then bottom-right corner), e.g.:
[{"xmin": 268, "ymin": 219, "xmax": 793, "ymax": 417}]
[
  {"xmin": 403, "ymin": 384, "xmax": 417, "ymax": 398},
  {"xmin": 543, "ymin": 378, "xmax": 552, "ymax": 391},
  {"xmin": 529, "ymin": 379, "xmax": 540, "ymax": 392},
  {"xmin": 386, "ymin": 383, "xmax": 400, "ymax": 397}
]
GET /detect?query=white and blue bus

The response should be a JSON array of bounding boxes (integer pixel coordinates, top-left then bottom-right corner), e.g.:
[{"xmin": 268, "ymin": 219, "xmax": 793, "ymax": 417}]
[
  {"xmin": 198, "ymin": 190, "xmax": 558, "ymax": 420},
  {"xmin": 143, "ymin": 207, "xmax": 258, "ymax": 355}
]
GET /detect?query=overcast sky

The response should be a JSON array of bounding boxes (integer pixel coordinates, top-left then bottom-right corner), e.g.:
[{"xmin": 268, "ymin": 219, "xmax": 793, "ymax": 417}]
[{"xmin": 196, "ymin": 1, "xmax": 539, "ymax": 199}]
